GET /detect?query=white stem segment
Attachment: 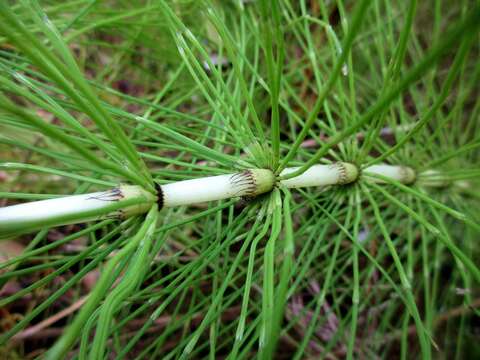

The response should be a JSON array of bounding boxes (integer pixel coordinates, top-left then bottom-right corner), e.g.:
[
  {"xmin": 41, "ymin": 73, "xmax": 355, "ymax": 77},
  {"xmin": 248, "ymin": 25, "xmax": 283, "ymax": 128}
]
[
  {"xmin": 0, "ymin": 185, "xmax": 156, "ymax": 238},
  {"xmin": 279, "ymin": 163, "xmax": 358, "ymax": 188},
  {"xmin": 161, "ymin": 169, "xmax": 275, "ymax": 207},
  {"xmin": 364, "ymin": 164, "xmax": 416, "ymax": 184},
  {"xmin": 1, "ymin": 163, "xmax": 440, "ymax": 238},
  {"xmin": 416, "ymin": 169, "xmax": 450, "ymax": 187}
]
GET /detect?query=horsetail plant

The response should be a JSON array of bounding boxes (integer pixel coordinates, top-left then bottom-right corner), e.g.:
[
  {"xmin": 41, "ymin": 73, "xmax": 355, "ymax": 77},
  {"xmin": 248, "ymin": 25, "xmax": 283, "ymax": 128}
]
[
  {"xmin": 0, "ymin": 185, "xmax": 156, "ymax": 238},
  {"xmin": 1, "ymin": 163, "xmax": 446, "ymax": 238},
  {"xmin": 0, "ymin": 1, "xmax": 479, "ymax": 359}
]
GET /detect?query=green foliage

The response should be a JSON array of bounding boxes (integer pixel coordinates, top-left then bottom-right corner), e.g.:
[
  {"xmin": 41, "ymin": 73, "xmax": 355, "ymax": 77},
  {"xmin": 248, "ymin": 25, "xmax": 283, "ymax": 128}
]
[{"xmin": 0, "ymin": 0, "xmax": 479, "ymax": 359}]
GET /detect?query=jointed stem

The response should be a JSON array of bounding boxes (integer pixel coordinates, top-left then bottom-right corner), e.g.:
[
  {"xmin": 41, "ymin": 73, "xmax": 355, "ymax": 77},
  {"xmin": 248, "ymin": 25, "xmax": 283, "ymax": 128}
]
[{"xmin": 0, "ymin": 162, "xmax": 469, "ymax": 239}]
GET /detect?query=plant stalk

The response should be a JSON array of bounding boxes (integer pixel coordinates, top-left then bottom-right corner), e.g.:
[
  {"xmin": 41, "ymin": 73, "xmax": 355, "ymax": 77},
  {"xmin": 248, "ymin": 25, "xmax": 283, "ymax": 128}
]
[
  {"xmin": 364, "ymin": 164, "xmax": 416, "ymax": 184},
  {"xmin": 279, "ymin": 163, "xmax": 358, "ymax": 188},
  {"xmin": 159, "ymin": 169, "xmax": 275, "ymax": 207},
  {"xmin": 1, "ymin": 163, "xmax": 461, "ymax": 238},
  {"xmin": 0, "ymin": 185, "xmax": 156, "ymax": 238}
]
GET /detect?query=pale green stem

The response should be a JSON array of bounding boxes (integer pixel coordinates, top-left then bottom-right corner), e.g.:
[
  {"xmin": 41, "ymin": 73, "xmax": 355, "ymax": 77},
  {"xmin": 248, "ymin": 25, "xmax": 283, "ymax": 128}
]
[
  {"xmin": 0, "ymin": 185, "xmax": 155, "ymax": 238},
  {"xmin": 1, "ymin": 163, "xmax": 466, "ymax": 238}
]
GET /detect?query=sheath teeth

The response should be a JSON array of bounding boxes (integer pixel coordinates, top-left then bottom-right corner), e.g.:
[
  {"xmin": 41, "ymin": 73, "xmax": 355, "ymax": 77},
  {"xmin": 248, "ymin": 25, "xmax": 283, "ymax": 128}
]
[
  {"xmin": 229, "ymin": 170, "xmax": 256, "ymax": 196},
  {"xmin": 155, "ymin": 183, "xmax": 164, "ymax": 210}
]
